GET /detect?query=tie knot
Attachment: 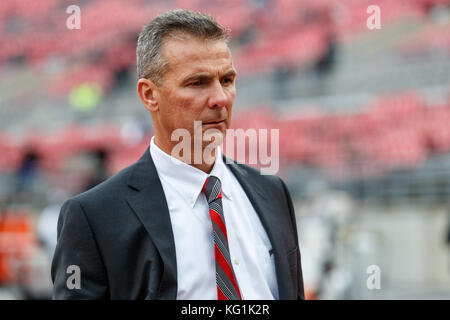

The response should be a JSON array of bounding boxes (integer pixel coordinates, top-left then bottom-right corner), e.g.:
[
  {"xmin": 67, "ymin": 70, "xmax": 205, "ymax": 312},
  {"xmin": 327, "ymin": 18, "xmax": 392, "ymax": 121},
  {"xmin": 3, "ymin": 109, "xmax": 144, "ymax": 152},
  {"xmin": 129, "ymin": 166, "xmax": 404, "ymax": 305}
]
[{"xmin": 202, "ymin": 175, "xmax": 222, "ymax": 204}]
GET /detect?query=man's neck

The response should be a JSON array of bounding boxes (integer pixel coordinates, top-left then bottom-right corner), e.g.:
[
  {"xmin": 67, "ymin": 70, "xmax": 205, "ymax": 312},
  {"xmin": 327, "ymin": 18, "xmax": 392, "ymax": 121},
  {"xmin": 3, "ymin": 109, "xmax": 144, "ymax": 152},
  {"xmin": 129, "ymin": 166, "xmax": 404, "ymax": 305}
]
[{"xmin": 153, "ymin": 136, "xmax": 216, "ymax": 174}]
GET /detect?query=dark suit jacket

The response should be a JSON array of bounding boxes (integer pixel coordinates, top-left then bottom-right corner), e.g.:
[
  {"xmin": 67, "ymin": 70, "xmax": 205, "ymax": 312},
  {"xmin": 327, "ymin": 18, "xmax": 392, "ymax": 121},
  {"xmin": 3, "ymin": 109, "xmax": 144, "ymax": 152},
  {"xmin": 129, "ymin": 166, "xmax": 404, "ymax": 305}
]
[{"xmin": 51, "ymin": 147, "xmax": 305, "ymax": 299}]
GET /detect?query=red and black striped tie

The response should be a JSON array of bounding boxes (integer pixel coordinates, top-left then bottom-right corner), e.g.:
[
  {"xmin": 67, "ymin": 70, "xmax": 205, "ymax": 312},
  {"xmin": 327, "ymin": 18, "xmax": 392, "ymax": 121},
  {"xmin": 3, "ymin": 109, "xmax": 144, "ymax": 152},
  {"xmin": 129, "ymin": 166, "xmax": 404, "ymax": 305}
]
[{"xmin": 202, "ymin": 175, "xmax": 242, "ymax": 300}]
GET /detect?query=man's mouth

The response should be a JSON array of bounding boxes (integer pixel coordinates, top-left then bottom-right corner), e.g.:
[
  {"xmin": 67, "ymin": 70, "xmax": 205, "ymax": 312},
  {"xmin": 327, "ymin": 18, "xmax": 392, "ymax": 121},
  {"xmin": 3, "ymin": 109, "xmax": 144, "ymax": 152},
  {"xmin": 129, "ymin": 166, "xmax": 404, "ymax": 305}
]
[{"xmin": 203, "ymin": 119, "xmax": 225, "ymax": 125}]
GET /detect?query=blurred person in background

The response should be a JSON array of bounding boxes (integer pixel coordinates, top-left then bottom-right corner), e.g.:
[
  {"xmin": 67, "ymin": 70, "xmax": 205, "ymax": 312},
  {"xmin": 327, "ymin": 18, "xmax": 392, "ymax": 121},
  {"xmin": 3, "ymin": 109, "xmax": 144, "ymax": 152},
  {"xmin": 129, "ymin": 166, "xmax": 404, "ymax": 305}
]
[
  {"xmin": 81, "ymin": 148, "xmax": 110, "ymax": 192},
  {"xmin": 12, "ymin": 148, "xmax": 41, "ymax": 199},
  {"xmin": 51, "ymin": 9, "xmax": 304, "ymax": 300},
  {"xmin": 312, "ymin": 6, "xmax": 337, "ymax": 96}
]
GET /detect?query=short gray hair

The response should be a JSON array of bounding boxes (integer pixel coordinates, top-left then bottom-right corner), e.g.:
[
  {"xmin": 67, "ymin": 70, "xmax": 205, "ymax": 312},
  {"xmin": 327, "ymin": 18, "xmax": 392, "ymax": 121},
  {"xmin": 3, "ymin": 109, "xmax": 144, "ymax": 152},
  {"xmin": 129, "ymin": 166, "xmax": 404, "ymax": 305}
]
[{"xmin": 136, "ymin": 9, "xmax": 230, "ymax": 85}]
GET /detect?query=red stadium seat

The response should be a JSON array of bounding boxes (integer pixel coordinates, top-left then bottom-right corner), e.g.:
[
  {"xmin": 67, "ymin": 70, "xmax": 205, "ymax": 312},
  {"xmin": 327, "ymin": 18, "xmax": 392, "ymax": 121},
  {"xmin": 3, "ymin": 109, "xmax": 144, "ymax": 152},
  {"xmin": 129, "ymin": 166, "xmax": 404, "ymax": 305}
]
[{"xmin": 0, "ymin": 210, "xmax": 36, "ymax": 285}]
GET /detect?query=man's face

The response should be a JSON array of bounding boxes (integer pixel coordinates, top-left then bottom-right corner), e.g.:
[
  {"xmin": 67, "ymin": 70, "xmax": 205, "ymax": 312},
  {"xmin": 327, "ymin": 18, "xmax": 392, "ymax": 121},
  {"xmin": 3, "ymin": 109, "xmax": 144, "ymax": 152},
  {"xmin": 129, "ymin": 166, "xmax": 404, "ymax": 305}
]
[{"xmin": 154, "ymin": 35, "xmax": 236, "ymax": 151}]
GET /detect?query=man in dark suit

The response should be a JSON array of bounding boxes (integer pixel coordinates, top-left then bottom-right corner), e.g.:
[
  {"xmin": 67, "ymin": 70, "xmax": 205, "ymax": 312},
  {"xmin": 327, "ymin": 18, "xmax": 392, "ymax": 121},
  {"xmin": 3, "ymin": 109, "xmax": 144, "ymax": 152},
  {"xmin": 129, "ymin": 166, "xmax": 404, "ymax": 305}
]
[{"xmin": 51, "ymin": 9, "xmax": 304, "ymax": 300}]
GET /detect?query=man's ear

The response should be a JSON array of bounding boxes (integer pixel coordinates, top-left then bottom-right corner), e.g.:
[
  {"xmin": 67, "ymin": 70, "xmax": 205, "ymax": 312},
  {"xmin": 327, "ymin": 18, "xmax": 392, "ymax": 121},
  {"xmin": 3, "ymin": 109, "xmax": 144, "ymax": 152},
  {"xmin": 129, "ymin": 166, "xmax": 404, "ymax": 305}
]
[{"xmin": 137, "ymin": 78, "xmax": 159, "ymax": 112}]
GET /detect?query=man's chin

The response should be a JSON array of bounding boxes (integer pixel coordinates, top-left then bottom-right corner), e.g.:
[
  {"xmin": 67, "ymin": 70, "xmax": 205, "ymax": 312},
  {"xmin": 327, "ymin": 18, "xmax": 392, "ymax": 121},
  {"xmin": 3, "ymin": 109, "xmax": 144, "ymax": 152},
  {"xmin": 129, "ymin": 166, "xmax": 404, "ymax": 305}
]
[{"xmin": 202, "ymin": 129, "xmax": 224, "ymax": 146}]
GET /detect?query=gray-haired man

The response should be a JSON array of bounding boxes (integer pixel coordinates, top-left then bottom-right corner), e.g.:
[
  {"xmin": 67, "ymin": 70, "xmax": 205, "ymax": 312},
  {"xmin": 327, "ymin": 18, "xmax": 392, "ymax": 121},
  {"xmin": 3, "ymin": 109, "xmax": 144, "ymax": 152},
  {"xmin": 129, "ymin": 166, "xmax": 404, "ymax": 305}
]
[{"xmin": 52, "ymin": 9, "xmax": 304, "ymax": 300}]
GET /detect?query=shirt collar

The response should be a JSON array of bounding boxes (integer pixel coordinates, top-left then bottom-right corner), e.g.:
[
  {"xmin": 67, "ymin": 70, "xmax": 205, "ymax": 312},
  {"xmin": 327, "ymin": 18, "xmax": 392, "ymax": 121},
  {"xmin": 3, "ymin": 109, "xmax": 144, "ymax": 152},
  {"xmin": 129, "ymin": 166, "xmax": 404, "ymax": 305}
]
[{"xmin": 149, "ymin": 136, "xmax": 231, "ymax": 208}]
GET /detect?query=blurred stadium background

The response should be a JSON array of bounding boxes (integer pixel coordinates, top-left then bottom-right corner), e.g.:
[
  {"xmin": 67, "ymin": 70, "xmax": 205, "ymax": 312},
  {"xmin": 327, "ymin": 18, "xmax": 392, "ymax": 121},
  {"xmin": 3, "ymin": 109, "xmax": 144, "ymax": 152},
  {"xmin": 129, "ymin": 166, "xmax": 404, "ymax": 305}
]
[{"xmin": 0, "ymin": 0, "xmax": 449, "ymax": 299}]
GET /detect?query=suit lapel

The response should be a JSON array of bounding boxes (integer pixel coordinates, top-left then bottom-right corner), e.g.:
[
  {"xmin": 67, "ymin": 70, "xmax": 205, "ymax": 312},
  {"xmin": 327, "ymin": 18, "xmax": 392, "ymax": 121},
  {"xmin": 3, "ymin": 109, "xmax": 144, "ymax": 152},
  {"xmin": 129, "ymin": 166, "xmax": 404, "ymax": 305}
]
[
  {"xmin": 122, "ymin": 148, "xmax": 294, "ymax": 300},
  {"xmin": 225, "ymin": 157, "xmax": 295, "ymax": 299},
  {"xmin": 126, "ymin": 147, "xmax": 177, "ymax": 300}
]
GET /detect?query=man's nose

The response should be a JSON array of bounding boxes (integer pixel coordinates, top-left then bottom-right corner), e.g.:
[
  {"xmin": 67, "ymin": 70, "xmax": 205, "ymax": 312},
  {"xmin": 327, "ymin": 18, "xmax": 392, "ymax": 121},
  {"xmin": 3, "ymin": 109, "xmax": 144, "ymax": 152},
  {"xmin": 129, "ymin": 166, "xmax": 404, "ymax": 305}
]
[{"xmin": 208, "ymin": 81, "xmax": 228, "ymax": 109}]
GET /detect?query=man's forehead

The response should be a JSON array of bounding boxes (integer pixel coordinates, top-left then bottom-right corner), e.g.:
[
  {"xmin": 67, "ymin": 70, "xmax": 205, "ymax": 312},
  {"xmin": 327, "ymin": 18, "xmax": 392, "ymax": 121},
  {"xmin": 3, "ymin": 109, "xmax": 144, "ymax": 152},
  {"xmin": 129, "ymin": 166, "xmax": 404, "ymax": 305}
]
[
  {"xmin": 162, "ymin": 33, "xmax": 230, "ymax": 53},
  {"xmin": 161, "ymin": 36, "xmax": 233, "ymax": 72}
]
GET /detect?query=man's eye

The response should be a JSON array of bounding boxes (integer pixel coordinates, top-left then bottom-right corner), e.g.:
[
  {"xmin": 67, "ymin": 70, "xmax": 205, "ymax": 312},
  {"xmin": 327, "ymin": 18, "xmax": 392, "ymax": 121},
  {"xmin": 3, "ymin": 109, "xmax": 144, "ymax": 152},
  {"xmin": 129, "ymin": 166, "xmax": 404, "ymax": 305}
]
[
  {"xmin": 189, "ymin": 80, "xmax": 202, "ymax": 86},
  {"xmin": 222, "ymin": 78, "xmax": 233, "ymax": 84}
]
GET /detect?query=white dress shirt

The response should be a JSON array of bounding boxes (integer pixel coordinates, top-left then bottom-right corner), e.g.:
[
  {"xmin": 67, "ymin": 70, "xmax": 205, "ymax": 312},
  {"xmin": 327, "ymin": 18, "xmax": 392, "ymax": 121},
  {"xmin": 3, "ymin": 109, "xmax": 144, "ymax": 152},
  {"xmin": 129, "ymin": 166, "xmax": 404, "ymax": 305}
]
[{"xmin": 150, "ymin": 137, "xmax": 279, "ymax": 300}]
